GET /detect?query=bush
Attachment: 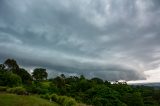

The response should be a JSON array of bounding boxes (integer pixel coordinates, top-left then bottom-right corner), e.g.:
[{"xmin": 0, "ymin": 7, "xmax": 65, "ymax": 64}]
[
  {"xmin": 64, "ymin": 97, "xmax": 77, "ymax": 106},
  {"xmin": 0, "ymin": 72, "xmax": 22, "ymax": 87},
  {"xmin": 50, "ymin": 94, "xmax": 77, "ymax": 106},
  {"xmin": 50, "ymin": 93, "xmax": 58, "ymax": 101},
  {"xmin": 26, "ymin": 85, "xmax": 48, "ymax": 94},
  {"xmin": 58, "ymin": 96, "xmax": 66, "ymax": 103},
  {"xmin": 0, "ymin": 86, "xmax": 7, "ymax": 91},
  {"xmin": 7, "ymin": 87, "xmax": 26, "ymax": 95},
  {"xmin": 34, "ymin": 87, "xmax": 48, "ymax": 94},
  {"xmin": 5, "ymin": 72, "xmax": 22, "ymax": 87},
  {"xmin": 40, "ymin": 94, "xmax": 50, "ymax": 100}
]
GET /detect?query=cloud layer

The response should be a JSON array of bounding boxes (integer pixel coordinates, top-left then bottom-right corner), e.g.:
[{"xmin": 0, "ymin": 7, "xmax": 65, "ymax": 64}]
[{"xmin": 0, "ymin": 0, "xmax": 160, "ymax": 81}]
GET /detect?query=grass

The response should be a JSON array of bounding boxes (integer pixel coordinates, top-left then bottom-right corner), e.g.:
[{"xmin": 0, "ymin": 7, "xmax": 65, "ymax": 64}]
[
  {"xmin": 0, "ymin": 93, "xmax": 59, "ymax": 106},
  {"xmin": 40, "ymin": 81, "xmax": 51, "ymax": 88}
]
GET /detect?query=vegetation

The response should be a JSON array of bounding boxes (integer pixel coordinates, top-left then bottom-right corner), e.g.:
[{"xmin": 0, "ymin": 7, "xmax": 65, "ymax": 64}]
[
  {"xmin": 49, "ymin": 93, "xmax": 77, "ymax": 106},
  {"xmin": 6, "ymin": 87, "xmax": 26, "ymax": 95},
  {"xmin": 0, "ymin": 94, "xmax": 59, "ymax": 106},
  {"xmin": 0, "ymin": 59, "xmax": 160, "ymax": 106},
  {"xmin": 32, "ymin": 68, "xmax": 48, "ymax": 81},
  {"xmin": 0, "ymin": 72, "xmax": 22, "ymax": 87}
]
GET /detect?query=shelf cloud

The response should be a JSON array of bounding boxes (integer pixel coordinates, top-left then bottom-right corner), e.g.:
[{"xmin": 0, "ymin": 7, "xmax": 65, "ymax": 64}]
[{"xmin": 0, "ymin": 0, "xmax": 160, "ymax": 81}]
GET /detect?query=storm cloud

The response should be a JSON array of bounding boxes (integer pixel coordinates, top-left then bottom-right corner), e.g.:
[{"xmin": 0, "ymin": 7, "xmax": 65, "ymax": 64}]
[{"xmin": 0, "ymin": 0, "xmax": 160, "ymax": 81}]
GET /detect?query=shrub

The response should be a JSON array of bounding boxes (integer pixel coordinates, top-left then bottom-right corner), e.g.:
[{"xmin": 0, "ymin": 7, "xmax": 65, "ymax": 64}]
[
  {"xmin": 0, "ymin": 86, "xmax": 7, "ymax": 91},
  {"xmin": 50, "ymin": 94, "xmax": 77, "ymax": 106},
  {"xmin": 1, "ymin": 72, "xmax": 22, "ymax": 87},
  {"xmin": 64, "ymin": 97, "xmax": 77, "ymax": 106},
  {"xmin": 34, "ymin": 87, "xmax": 48, "ymax": 94},
  {"xmin": 7, "ymin": 87, "xmax": 26, "ymax": 95},
  {"xmin": 40, "ymin": 94, "xmax": 50, "ymax": 100},
  {"xmin": 58, "ymin": 96, "xmax": 66, "ymax": 104},
  {"xmin": 5, "ymin": 72, "xmax": 22, "ymax": 87},
  {"xmin": 50, "ymin": 93, "xmax": 58, "ymax": 101},
  {"xmin": 26, "ymin": 84, "xmax": 48, "ymax": 94}
]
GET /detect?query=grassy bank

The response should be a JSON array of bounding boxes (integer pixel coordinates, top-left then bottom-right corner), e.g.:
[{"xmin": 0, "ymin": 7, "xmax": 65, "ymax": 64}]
[{"xmin": 0, "ymin": 93, "xmax": 59, "ymax": 106}]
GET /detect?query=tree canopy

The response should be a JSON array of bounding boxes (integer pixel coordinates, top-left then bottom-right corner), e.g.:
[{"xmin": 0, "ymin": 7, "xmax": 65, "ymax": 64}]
[
  {"xmin": 32, "ymin": 68, "xmax": 48, "ymax": 81},
  {"xmin": 4, "ymin": 59, "xmax": 19, "ymax": 70},
  {"xmin": 0, "ymin": 59, "xmax": 160, "ymax": 106}
]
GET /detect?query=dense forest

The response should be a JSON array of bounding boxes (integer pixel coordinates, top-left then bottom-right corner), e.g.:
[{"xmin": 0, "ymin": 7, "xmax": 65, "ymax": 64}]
[{"xmin": 0, "ymin": 59, "xmax": 160, "ymax": 106}]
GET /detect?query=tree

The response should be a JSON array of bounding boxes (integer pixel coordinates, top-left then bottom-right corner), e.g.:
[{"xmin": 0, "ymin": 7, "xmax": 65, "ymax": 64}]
[
  {"xmin": 0, "ymin": 60, "xmax": 22, "ymax": 87},
  {"xmin": 60, "ymin": 74, "xmax": 65, "ymax": 79},
  {"xmin": 32, "ymin": 68, "xmax": 48, "ymax": 81},
  {"xmin": 122, "ymin": 92, "xmax": 144, "ymax": 106},
  {"xmin": 4, "ymin": 59, "xmax": 19, "ymax": 70},
  {"xmin": 0, "ymin": 70, "xmax": 6, "ymax": 86},
  {"xmin": 0, "ymin": 64, "xmax": 5, "ymax": 70},
  {"xmin": 3, "ymin": 72, "xmax": 22, "ymax": 87},
  {"xmin": 14, "ymin": 68, "xmax": 33, "ymax": 84},
  {"xmin": 2, "ymin": 59, "xmax": 32, "ymax": 85},
  {"xmin": 80, "ymin": 75, "xmax": 85, "ymax": 80},
  {"xmin": 53, "ymin": 76, "xmax": 65, "ymax": 88},
  {"xmin": 91, "ymin": 77, "xmax": 104, "ymax": 84}
]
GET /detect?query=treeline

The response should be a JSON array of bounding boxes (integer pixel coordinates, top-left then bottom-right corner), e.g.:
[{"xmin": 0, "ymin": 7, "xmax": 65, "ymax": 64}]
[
  {"xmin": 0, "ymin": 59, "xmax": 160, "ymax": 106},
  {"xmin": 0, "ymin": 59, "xmax": 47, "ymax": 86}
]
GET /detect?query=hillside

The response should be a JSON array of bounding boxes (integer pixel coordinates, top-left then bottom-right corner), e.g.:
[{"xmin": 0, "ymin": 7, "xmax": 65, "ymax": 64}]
[
  {"xmin": 130, "ymin": 82, "xmax": 160, "ymax": 89},
  {"xmin": 0, "ymin": 93, "xmax": 59, "ymax": 106}
]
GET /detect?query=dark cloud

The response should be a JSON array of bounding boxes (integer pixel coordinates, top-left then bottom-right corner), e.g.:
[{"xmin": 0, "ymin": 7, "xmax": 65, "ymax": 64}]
[{"xmin": 0, "ymin": 0, "xmax": 160, "ymax": 81}]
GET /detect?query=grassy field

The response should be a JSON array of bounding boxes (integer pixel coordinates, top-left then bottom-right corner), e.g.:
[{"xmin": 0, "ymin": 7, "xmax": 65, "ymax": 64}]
[{"xmin": 0, "ymin": 93, "xmax": 59, "ymax": 106}]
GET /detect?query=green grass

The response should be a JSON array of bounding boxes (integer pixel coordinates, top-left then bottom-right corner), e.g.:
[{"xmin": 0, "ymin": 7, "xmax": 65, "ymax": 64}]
[
  {"xmin": 40, "ymin": 81, "xmax": 51, "ymax": 88},
  {"xmin": 0, "ymin": 93, "xmax": 59, "ymax": 106}
]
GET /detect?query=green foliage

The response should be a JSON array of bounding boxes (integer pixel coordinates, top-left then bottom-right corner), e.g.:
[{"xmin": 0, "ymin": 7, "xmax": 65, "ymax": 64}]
[
  {"xmin": 0, "ymin": 71, "xmax": 6, "ymax": 86},
  {"xmin": 50, "ymin": 94, "xmax": 77, "ymax": 106},
  {"xmin": 53, "ymin": 76, "xmax": 65, "ymax": 88},
  {"xmin": 1, "ymin": 59, "xmax": 32, "ymax": 86},
  {"xmin": 48, "ymin": 83, "xmax": 59, "ymax": 94},
  {"xmin": 0, "ymin": 86, "xmax": 8, "ymax": 91},
  {"xmin": 78, "ymin": 79, "xmax": 91, "ymax": 92},
  {"xmin": 0, "ymin": 94, "xmax": 59, "ymax": 106},
  {"xmin": 91, "ymin": 77, "xmax": 104, "ymax": 84},
  {"xmin": 13, "ymin": 68, "xmax": 33, "ymax": 85},
  {"xmin": 1, "ymin": 59, "xmax": 160, "ymax": 106},
  {"xmin": 122, "ymin": 92, "xmax": 144, "ymax": 106},
  {"xmin": 25, "ymin": 84, "xmax": 48, "ymax": 94},
  {"xmin": 32, "ymin": 68, "xmax": 48, "ymax": 81},
  {"xmin": 7, "ymin": 87, "xmax": 26, "ymax": 95},
  {"xmin": 4, "ymin": 72, "xmax": 22, "ymax": 87},
  {"xmin": 86, "ymin": 85, "xmax": 124, "ymax": 106},
  {"xmin": 4, "ymin": 59, "xmax": 19, "ymax": 70},
  {"xmin": 40, "ymin": 93, "xmax": 50, "ymax": 100},
  {"xmin": 0, "ymin": 64, "xmax": 5, "ymax": 70},
  {"xmin": 50, "ymin": 93, "xmax": 59, "ymax": 101}
]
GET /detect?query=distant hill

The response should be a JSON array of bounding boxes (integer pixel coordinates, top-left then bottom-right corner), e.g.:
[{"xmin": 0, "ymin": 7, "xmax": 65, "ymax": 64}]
[{"xmin": 130, "ymin": 82, "xmax": 160, "ymax": 89}]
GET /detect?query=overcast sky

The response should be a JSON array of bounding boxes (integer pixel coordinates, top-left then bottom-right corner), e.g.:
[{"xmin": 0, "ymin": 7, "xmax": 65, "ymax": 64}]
[{"xmin": 0, "ymin": 0, "xmax": 160, "ymax": 82}]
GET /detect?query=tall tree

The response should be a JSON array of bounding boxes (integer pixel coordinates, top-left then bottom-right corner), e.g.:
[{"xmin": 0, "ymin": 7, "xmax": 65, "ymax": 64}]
[
  {"xmin": 32, "ymin": 68, "xmax": 48, "ymax": 81},
  {"xmin": 0, "ymin": 64, "xmax": 5, "ymax": 70},
  {"xmin": 14, "ymin": 68, "xmax": 33, "ymax": 84},
  {"xmin": 4, "ymin": 59, "xmax": 19, "ymax": 70}
]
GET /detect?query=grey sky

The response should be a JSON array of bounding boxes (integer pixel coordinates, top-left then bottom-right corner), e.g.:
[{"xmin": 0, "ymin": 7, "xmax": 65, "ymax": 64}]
[{"xmin": 0, "ymin": 0, "xmax": 160, "ymax": 82}]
